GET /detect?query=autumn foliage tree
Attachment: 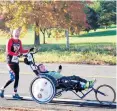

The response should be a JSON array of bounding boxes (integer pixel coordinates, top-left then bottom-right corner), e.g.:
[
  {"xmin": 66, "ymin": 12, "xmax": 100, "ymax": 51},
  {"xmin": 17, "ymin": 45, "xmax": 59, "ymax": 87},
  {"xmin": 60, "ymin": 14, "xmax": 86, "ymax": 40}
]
[{"xmin": 0, "ymin": 1, "xmax": 89, "ymax": 48}]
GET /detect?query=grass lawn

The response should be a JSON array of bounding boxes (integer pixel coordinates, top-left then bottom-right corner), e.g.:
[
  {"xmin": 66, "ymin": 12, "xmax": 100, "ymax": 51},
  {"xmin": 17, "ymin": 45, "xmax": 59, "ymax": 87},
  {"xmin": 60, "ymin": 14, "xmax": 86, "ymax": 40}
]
[{"xmin": 0, "ymin": 26, "xmax": 116, "ymax": 65}]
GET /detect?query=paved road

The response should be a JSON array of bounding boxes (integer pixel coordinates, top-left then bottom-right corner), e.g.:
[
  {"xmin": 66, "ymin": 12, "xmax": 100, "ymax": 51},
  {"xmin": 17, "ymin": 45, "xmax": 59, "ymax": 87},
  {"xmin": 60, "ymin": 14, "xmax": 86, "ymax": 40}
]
[{"xmin": 0, "ymin": 63, "xmax": 116, "ymax": 111}]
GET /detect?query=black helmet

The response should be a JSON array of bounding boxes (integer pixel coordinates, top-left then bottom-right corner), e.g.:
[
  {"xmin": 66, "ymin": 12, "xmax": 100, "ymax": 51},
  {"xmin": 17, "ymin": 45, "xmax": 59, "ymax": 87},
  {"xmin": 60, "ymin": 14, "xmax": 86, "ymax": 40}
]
[{"xmin": 24, "ymin": 58, "xmax": 30, "ymax": 65}]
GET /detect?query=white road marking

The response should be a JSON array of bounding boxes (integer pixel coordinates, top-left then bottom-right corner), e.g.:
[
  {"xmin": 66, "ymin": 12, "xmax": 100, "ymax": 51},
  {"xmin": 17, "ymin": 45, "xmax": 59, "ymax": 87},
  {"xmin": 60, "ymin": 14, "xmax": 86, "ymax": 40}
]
[{"xmin": 0, "ymin": 71, "xmax": 116, "ymax": 79}]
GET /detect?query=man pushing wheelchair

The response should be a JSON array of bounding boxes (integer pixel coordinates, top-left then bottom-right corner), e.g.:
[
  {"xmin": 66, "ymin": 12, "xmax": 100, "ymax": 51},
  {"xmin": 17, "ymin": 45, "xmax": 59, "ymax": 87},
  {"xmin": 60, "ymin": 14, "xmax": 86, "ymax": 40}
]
[{"xmin": 1, "ymin": 47, "xmax": 114, "ymax": 105}]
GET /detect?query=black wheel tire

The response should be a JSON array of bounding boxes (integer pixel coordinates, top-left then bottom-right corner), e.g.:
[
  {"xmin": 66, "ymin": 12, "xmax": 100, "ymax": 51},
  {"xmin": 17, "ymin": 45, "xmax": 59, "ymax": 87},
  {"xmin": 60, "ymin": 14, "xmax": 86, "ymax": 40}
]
[
  {"xmin": 30, "ymin": 74, "xmax": 56, "ymax": 104},
  {"xmin": 95, "ymin": 84, "xmax": 116, "ymax": 105}
]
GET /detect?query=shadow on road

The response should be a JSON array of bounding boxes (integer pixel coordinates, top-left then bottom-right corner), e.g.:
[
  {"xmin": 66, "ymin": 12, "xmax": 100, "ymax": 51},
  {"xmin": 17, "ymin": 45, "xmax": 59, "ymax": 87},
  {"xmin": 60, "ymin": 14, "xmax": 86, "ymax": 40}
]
[
  {"xmin": 51, "ymin": 100, "xmax": 116, "ymax": 109},
  {"xmin": 6, "ymin": 98, "xmax": 33, "ymax": 101},
  {"xmin": 6, "ymin": 98, "xmax": 116, "ymax": 109}
]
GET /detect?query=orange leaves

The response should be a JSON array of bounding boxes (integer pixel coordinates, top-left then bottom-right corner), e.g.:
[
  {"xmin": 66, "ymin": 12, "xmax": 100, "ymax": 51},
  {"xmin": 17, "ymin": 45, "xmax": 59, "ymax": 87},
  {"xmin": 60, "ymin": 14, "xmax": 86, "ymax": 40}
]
[
  {"xmin": 27, "ymin": 1, "xmax": 87, "ymax": 33},
  {"xmin": 0, "ymin": 1, "xmax": 89, "ymax": 34},
  {"xmin": 63, "ymin": 9, "xmax": 67, "ymax": 13}
]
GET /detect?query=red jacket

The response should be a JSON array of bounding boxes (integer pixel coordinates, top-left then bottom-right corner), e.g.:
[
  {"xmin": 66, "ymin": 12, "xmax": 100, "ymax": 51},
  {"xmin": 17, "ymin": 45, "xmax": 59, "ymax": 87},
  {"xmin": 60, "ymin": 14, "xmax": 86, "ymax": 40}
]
[
  {"xmin": 6, "ymin": 38, "xmax": 29, "ymax": 56},
  {"xmin": 6, "ymin": 38, "xmax": 29, "ymax": 64}
]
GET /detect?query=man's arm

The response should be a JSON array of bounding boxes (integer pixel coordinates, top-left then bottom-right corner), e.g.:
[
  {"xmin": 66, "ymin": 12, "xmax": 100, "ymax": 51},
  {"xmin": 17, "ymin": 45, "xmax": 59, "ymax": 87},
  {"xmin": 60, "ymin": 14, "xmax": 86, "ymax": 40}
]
[
  {"xmin": 19, "ymin": 40, "xmax": 29, "ymax": 53},
  {"xmin": 6, "ymin": 39, "xmax": 18, "ymax": 56}
]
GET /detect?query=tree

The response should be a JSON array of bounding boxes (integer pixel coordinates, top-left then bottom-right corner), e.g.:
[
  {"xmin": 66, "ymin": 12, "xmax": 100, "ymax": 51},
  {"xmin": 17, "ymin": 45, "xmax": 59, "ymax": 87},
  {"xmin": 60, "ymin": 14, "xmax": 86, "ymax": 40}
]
[
  {"xmin": 99, "ymin": 1, "xmax": 116, "ymax": 28},
  {"xmin": 0, "ymin": 1, "xmax": 41, "ymax": 45},
  {"xmin": 84, "ymin": 6, "xmax": 100, "ymax": 32},
  {"xmin": 0, "ymin": 1, "xmax": 33, "ymax": 36},
  {"xmin": 40, "ymin": 28, "xmax": 46, "ymax": 44},
  {"xmin": 48, "ymin": 1, "xmax": 89, "ymax": 48},
  {"xmin": 46, "ymin": 28, "xmax": 51, "ymax": 38},
  {"xmin": 0, "ymin": 1, "xmax": 89, "ymax": 48},
  {"xmin": 0, "ymin": 15, "xmax": 10, "ymax": 33},
  {"xmin": 89, "ymin": 0, "xmax": 116, "ymax": 28}
]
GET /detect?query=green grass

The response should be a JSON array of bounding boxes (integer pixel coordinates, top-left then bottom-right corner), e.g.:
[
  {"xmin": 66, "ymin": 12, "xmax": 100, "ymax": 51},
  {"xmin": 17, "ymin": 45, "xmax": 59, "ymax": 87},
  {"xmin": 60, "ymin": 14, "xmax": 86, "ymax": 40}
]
[
  {"xmin": 33, "ymin": 43, "xmax": 116, "ymax": 65},
  {"xmin": 0, "ymin": 26, "xmax": 116, "ymax": 65},
  {"xmin": 78, "ymin": 29, "xmax": 116, "ymax": 37}
]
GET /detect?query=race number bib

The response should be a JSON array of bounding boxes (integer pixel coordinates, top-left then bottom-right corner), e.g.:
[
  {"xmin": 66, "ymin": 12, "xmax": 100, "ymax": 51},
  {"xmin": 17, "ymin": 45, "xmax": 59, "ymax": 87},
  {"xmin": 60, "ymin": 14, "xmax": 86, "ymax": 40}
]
[{"xmin": 11, "ymin": 56, "xmax": 18, "ymax": 63}]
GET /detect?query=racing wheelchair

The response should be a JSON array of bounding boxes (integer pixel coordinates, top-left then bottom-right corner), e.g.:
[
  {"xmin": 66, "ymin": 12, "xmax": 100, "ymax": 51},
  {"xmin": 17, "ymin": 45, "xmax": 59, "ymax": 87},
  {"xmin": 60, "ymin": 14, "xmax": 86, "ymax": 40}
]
[{"xmin": 22, "ymin": 48, "xmax": 116, "ymax": 105}]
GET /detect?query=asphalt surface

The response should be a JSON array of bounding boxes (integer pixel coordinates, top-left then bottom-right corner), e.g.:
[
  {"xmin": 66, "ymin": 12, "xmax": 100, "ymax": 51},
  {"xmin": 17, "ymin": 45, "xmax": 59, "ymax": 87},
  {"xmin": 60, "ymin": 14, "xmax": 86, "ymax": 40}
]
[{"xmin": 0, "ymin": 63, "xmax": 116, "ymax": 111}]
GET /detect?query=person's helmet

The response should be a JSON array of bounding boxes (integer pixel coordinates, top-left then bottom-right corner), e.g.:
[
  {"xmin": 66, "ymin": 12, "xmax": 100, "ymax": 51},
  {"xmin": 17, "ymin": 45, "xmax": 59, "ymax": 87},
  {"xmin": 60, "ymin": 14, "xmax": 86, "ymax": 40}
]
[{"xmin": 24, "ymin": 58, "xmax": 30, "ymax": 65}]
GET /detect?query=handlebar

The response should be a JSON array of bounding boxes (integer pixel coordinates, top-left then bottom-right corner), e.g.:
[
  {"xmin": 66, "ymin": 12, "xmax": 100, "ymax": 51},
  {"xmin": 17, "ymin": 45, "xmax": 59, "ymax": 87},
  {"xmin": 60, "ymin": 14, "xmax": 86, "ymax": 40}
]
[
  {"xmin": 18, "ymin": 47, "xmax": 40, "ymax": 57},
  {"xmin": 31, "ymin": 48, "xmax": 40, "ymax": 54}
]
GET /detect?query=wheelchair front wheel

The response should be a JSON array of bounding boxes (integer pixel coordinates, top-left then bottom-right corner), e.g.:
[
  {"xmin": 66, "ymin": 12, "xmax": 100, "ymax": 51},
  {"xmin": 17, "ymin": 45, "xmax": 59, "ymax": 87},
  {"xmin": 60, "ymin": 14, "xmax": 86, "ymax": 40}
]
[
  {"xmin": 95, "ymin": 84, "xmax": 116, "ymax": 105},
  {"xmin": 30, "ymin": 75, "xmax": 56, "ymax": 104}
]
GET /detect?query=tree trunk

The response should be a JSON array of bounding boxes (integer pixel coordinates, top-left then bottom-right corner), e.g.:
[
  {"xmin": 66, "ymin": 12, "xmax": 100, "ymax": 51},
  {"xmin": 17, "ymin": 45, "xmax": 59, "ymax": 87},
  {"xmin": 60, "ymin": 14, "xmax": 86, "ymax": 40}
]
[
  {"xmin": 40, "ymin": 28, "xmax": 46, "ymax": 44},
  {"xmin": 43, "ymin": 34, "xmax": 46, "ymax": 44},
  {"xmin": 105, "ymin": 25, "xmax": 108, "ymax": 29},
  {"xmin": 34, "ymin": 31, "xmax": 40, "ymax": 46},
  {"xmin": 46, "ymin": 29, "xmax": 51, "ymax": 38},
  {"xmin": 94, "ymin": 29, "xmax": 96, "ymax": 31},
  {"xmin": 65, "ymin": 30, "xmax": 70, "ymax": 50},
  {"xmin": 34, "ymin": 21, "xmax": 40, "ymax": 46}
]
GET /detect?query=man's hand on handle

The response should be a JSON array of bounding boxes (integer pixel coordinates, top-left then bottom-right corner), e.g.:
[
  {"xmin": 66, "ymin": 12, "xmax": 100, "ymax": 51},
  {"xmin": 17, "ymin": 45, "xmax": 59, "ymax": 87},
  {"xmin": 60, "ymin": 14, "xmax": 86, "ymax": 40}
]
[{"xmin": 29, "ymin": 47, "xmax": 34, "ymax": 52}]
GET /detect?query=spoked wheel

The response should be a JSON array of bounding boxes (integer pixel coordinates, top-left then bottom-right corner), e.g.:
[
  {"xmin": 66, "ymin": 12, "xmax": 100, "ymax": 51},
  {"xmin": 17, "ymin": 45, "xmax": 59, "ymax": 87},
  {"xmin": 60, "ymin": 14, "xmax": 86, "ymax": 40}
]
[
  {"xmin": 30, "ymin": 75, "xmax": 56, "ymax": 104},
  {"xmin": 95, "ymin": 84, "xmax": 116, "ymax": 105}
]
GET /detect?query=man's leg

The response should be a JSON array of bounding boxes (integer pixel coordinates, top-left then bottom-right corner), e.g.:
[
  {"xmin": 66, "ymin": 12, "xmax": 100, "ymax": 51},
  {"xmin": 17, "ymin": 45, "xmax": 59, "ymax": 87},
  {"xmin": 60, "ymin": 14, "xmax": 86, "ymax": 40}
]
[
  {"xmin": 0, "ymin": 65, "xmax": 15, "ymax": 98},
  {"xmin": 14, "ymin": 65, "xmax": 19, "ymax": 93},
  {"xmin": 68, "ymin": 75, "xmax": 87, "ymax": 83},
  {"xmin": 13, "ymin": 64, "xmax": 22, "ymax": 99},
  {"xmin": 3, "ymin": 79, "xmax": 14, "ymax": 89}
]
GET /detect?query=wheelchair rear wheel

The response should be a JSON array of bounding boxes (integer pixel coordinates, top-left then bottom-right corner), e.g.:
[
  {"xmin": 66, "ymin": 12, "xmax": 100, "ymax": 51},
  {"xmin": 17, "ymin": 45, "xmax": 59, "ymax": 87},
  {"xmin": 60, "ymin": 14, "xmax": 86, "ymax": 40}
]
[{"xmin": 30, "ymin": 74, "xmax": 56, "ymax": 104}]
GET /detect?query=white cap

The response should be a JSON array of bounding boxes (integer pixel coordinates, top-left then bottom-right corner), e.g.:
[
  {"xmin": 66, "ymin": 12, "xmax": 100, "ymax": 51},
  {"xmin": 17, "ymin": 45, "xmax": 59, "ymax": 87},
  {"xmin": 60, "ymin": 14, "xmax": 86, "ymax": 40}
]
[{"xmin": 12, "ymin": 28, "xmax": 21, "ymax": 38}]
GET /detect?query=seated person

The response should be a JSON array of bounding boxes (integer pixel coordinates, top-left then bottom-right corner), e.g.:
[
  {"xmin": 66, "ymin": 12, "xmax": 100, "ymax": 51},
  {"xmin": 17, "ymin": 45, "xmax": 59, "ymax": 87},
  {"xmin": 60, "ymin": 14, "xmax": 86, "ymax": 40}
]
[{"xmin": 38, "ymin": 64, "xmax": 95, "ymax": 92}]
